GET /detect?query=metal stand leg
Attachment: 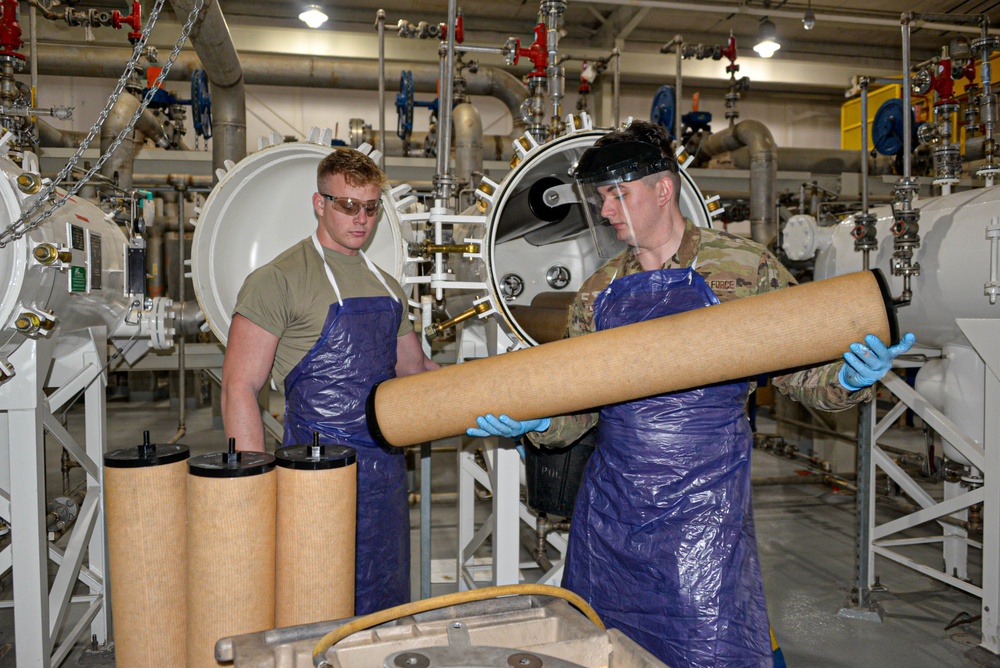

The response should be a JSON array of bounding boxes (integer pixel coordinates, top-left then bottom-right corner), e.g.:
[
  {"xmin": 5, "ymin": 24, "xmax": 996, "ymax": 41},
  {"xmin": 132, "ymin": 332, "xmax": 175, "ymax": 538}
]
[
  {"xmin": 958, "ymin": 319, "xmax": 1000, "ymax": 655},
  {"xmin": 1, "ymin": 329, "xmax": 111, "ymax": 667},
  {"xmin": 3, "ymin": 337, "xmax": 56, "ymax": 665},
  {"xmin": 420, "ymin": 441, "xmax": 431, "ymax": 600},
  {"xmin": 490, "ymin": 441, "xmax": 521, "ymax": 586},
  {"xmin": 82, "ymin": 330, "xmax": 110, "ymax": 648},
  {"xmin": 838, "ymin": 399, "xmax": 885, "ymax": 622}
]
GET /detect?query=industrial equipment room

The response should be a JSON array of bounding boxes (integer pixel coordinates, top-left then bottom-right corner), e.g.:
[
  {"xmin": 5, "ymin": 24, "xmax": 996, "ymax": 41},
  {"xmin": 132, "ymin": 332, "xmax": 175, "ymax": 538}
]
[{"xmin": 0, "ymin": 1, "xmax": 997, "ymax": 666}]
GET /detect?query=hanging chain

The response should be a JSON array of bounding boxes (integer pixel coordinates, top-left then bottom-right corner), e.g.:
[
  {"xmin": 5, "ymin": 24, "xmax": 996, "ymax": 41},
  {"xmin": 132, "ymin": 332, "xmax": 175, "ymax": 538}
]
[{"xmin": 0, "ymin": 0, "xmax": 207, "ymax": 247}]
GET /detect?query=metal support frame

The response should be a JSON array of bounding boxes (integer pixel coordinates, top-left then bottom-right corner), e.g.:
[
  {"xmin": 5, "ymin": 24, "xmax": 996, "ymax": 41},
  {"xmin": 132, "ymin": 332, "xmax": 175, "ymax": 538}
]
[
  {"xmin": 0, "ymin": 328, "xmax": 110, "ymax": 667},
  {"xmin": 457, "ymin": 433, "xmax": 523, "ymax": 588},
  {"xmin": 457, "ymin": 436, "xmax": 571, "ymax": 587},
  {"xmin": 854, "ymin": 320, "xmax": 999, "ymax": 654},
  {"xmin": 456, "ymin": 321, "xmax": 569, "ymax": 588},
  {"xmin": 838, "ymin": 399, "xmax": 884, "ymax": 622}
]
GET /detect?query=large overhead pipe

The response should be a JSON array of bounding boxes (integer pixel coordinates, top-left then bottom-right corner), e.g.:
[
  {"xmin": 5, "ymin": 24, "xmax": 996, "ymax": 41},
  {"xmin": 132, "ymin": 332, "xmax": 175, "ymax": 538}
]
[
  {"xmin": 698, "ymin": 119, "xmax": 777, "ymax": 246},
  {"xmin": 36, "ymin": 118, "xmax": 86, "ymax": 147},
  {"xmin": 167, "ymin": 0, "xmax": 246, "ymax": 175},
  {"xmin": 100, "ymin": 91, "xmax": 169, "ymax": 191},
  {"xmin": 32, "ymin": 45, "xmax": 529, "ymax": 138},
  {"xmin": 453, "ymin": 102, "xmax": 484, "ymax": 201},
  {"xmin": 728, "ymin": 146, "xmax": 894, "ymax": 175},
  {"xmin": 367, "ymin": 270, "xmax": 898, "ymax": 448}
]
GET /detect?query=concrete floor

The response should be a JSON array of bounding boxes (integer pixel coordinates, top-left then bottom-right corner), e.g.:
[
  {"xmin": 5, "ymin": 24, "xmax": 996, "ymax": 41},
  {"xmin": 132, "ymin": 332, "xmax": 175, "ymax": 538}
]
[{"xmin": 0, "ymin": 392, "xmax": 995, "ymax": 667}]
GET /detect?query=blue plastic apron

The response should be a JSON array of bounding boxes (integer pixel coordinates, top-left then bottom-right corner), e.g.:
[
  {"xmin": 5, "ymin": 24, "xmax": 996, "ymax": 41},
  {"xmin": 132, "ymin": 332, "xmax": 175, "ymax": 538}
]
[
  {"xmin": 283, "ymin": 234, "xmax": 409, "ymax": 615},
  {"xmin": 562, "ymin": 266, "xmax": 771, "ymax": 667}
]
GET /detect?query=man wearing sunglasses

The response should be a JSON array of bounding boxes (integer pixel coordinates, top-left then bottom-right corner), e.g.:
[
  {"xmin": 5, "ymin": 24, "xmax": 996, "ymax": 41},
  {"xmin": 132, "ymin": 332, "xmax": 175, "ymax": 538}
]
[{"xmin": 222, "ymin": 147, "xmax": 438, "ymax": 616}]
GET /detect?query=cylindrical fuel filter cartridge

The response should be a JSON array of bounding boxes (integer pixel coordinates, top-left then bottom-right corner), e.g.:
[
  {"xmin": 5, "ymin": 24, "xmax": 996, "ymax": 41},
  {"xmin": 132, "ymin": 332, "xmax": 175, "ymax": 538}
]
[
  {"xmin": 275, "ymin": 434, "xmax": 357, "ymax": 627},
  {"xmin": 104, "ymin": 431, "xmax": 189, "ymax": 668},
  {"xmin": 187, "ymin": 439, "xmax": 276, "ymax": 667},
  {"xmin": 367, "ymin": 270, "xmax": 899, "ymax": 447}
]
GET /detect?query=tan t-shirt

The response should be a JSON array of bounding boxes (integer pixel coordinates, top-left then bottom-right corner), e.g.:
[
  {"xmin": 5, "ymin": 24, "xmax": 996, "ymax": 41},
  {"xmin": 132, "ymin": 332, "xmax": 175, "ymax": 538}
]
[{"xmin": 233, "ymin": 237, "xmax": 412, "ymax": 394}]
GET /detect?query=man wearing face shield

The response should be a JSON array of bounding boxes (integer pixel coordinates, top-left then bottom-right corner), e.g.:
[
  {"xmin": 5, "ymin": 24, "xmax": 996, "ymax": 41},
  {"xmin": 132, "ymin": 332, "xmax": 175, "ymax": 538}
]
[{"xmin": 468, "ymin": 120, "xmax": 914, "ymax": 667}]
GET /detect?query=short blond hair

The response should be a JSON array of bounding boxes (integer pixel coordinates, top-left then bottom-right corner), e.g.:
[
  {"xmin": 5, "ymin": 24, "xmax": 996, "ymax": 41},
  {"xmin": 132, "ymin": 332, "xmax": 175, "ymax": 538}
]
[{"xmin": 317, "ymin": 148, "xmax": 386, "ymax": 190}]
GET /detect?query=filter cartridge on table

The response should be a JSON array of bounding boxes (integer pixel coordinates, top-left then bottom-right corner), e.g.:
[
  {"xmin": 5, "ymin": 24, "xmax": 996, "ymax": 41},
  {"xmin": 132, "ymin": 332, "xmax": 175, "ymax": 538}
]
[
  {"xmin": 275, "ymin": 435, "xmax": 358, "ymax": 627},
  {"xmin": 104, "ymin": 431, "xmax": 189, "ymax": 668},
  {"xmin": 186, "ymin": 440, "xmax": 276, "ymax": 668}
]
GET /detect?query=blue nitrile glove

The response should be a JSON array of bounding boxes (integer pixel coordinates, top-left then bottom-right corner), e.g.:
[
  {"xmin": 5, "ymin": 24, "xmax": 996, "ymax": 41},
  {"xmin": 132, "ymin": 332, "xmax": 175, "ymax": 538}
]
[
  {"xmin": 838, "ymin": 332, "xmax": 916, "ymax": 391},
  {"xmin": 467, "ymin": 413, "xmax": 551, "ymax": 439}
]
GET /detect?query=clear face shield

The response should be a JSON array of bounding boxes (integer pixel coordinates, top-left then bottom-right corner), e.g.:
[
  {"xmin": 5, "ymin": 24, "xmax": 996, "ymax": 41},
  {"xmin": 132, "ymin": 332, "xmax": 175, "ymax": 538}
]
[
  {"xmin": 578, "ymin": 177, "xmax": 643, "ymax": 258},
  {"xmin": 573, "ymin": 141, "xmax": 678, "ymax": 258}
]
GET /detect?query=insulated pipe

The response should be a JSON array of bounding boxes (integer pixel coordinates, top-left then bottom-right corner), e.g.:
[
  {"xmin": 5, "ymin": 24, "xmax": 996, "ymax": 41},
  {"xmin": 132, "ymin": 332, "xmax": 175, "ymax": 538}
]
[
  {"xmin": 356, "ymin": 130, "xmax": 512, "ymax": 161},
  {"xmin": 32, "ymin": 45, "xmax": 529, "ymax": 138},
  {"xmin": 453, "ymin": 102, "xmax": 484, "ymax": 192},
  {"xmin": 36, "ymin": 118, "xmax": 86, "ymax": 147},
  {"xmin": 699, "ymin": 119, "xmax": 777, "ymax": 246},
  {"xmin": 167, "ymin": 0, "xmax": 247, "ymax": 175},
  {"xmin": 367, "ymin": 270, "xmax": 898, "ymax": 448},
  {"xmin": 728, "ymin": 146, "xmax": 894, "ymax": 175},
  {"xmin": 100, "ymin": 91, "xmax": 169, "ymax": 191}
]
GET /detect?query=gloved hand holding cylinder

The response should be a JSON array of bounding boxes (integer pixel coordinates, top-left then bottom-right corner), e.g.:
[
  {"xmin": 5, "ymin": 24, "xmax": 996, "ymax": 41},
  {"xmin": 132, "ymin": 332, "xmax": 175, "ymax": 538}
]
[{"xmin": 366, "ymin": 270, "xmax": 898, "ymax": 448}]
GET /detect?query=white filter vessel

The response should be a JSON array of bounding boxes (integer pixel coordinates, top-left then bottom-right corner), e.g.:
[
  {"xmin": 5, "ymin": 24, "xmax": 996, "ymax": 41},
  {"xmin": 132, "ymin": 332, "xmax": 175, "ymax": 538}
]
[
  {"xmin": 0, "ymin": 155, "xmax": 130, "ymax": 369},
  {"xmin": 810, "ymin": 186, "xmax": 1000, "ymax": 466},
  {"xmin": 813, "ymin": 186, "xmax": 1000, "ymax": 348},
  {"xmin": 191, "ymin": 140, "xmax": 409, "ymax": 345},
  {"xmin": 458, "ymin": 130, "xmax": 716, "ymax": 348},
  {"xmin": 913, "ymin": 342, "xmax": 985, "ymax": 465}
]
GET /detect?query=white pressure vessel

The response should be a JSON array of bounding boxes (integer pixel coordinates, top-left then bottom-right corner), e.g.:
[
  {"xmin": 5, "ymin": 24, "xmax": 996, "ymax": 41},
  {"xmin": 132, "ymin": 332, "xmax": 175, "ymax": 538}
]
[
  {"xmin": 191, "ymin": 138, "xmax": 410, "ymax": 345},
  {"xmin": 0, "ymin": 152, "xmax": 131, "ymax": 375},
  {"xmin": 810, "ymin": 187, "xmax": 1000, "ymax": 348},
  {"xmin": 455, "ymin": 129, "xmax": 718, "ymax": 348},
  {"xmin": 790, "ymin": 186, "xmax": 1000, "ymax": 466}
]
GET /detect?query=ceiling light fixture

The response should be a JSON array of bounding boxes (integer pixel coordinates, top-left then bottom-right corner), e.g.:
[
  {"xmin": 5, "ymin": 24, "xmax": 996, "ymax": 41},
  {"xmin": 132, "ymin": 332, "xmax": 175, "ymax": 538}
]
[
  {"xmin": 802, "ymin": 0, "xmax": 816, "ymax": 30},
  {"xmin": 298, "ymin": 5, "xmax": 328, "ymax": 29},
  {"xmin": 754, "ymin": 16, "xmax": 780, "ymax": 58}
]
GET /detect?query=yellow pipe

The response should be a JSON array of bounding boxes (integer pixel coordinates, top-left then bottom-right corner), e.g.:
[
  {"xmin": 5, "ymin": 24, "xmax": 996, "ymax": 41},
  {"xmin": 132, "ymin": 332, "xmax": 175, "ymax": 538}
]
[
  {"xmin": 409, "ymin": 240, "xmax": 481, "ymax": 256},
  {"xmin": 311, "ymin": 584, "xmax": 604, "ymax": 667},
  {"xmin": 425, "ymin": 301, "xmax": 492, "ymax": 339}
]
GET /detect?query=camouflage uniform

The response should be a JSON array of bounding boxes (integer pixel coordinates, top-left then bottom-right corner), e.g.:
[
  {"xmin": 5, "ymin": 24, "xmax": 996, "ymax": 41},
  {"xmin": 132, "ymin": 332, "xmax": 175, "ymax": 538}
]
[{"xmin": 530, "ymin": 218, "xmax": 871, "ymax": 447}]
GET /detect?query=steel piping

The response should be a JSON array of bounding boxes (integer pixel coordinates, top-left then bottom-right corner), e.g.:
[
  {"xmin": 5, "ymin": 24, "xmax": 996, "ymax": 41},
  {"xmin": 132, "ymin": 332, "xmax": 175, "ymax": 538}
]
[
  {"xmin": 32, "ymin": 44, "xmax": 529, "ymax": 138},
  {"xmin": 167, "ymin": 0, "xmax": 247, "ymax": 175},
  {"xmin": 698, "ymin": 119, "xmax": 777, "ymax": 246},
  {"xmin": 100, "ymin": 91, "xmax": 169, "ymax": 191}
]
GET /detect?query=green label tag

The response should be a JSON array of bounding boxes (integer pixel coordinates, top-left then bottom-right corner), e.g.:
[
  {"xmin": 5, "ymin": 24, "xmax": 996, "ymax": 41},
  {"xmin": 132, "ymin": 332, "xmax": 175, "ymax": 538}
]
[{"xmin": 70, "ymin": 266, "xmax": 87, "ymax": 292}]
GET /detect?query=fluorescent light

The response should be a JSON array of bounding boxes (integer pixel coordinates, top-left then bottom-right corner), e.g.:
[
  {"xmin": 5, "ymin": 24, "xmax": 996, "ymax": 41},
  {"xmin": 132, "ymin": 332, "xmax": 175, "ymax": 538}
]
[
  {"xmin": 298, "ymin": 6, "xmax": 328, "ymax": 29},
  {"xmin": 754, "ymin": 17, "xmax": 780, "ymax": 58}
]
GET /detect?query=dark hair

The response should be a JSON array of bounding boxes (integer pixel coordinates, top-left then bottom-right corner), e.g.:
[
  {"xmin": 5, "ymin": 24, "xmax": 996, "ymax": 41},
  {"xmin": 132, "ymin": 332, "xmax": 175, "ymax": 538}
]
[
  {"xmin": 595, "ymin": 120, "xmax": 673, "ymax": 160},
  {"xmin": 317, "ymin": 148, "xmax": 386, "ymax": 190}
]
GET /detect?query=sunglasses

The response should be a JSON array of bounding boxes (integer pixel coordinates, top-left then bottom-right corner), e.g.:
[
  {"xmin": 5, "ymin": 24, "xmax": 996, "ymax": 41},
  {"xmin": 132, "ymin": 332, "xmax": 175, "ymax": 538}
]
[{"xmin": 319, "ymin": 193, "xmax": 383, "ymax": 217}]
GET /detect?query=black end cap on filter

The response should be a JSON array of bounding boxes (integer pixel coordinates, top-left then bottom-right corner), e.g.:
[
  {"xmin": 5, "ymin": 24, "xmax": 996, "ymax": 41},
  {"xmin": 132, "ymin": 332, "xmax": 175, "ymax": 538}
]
[
  {"xmin": 365, "ymin": 380, "xmax": 392, "ymax": 449},
  {"xmin": 188, "ymin": 449, "xmax": 276, "ymax": 478},
  {"xmin": 275, "ymin": 442, "xmax": 357, "ymax": 470},
  {"xmin": 870, "ymin": 268, "xmax": 901, "ymax": 346},
  {"xmin": 104, "ymin": 431, "xmax": 189, "ymax": 468}
]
